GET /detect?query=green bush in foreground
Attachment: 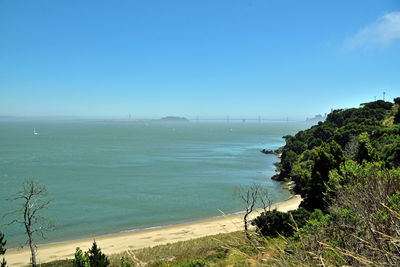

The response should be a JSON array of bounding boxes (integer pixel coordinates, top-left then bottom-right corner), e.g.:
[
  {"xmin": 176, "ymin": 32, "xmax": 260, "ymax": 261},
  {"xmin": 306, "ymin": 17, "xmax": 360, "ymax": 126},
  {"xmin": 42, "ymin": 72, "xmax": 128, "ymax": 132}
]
[
  {"xmin": 252, "ymin": 208, "xmax": 311, "ymax": 238},
  {"xmin": 120, "ymin": 256, "xmax": 132, "ymax": 267},
  {"xmin": 271, "ymin": 162, "xmax": 400, "ymax": 266},
  {"xmin": 89, "ymin": 241, "xmax": 110, "ymax": 267},
  {"xmin": 0, "ymin": 232, "xmax": 7, "ymax": 267},
  {"xmin": 152, "ymin": 260, "xmax": 207, "ymax": 267},
  {"xmin": 73, "ymin": 241, "xmax": 109, "ymax": 267},
  {"xmin": 73, "ymin": 247, "xmax": 90, "ymax": 267}
]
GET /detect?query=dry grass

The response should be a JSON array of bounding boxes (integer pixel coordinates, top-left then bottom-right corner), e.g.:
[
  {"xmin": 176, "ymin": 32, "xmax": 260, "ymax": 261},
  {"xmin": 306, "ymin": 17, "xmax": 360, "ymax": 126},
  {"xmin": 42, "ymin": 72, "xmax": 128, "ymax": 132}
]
[
  {"xmin": 40, "ymin": 230, "xmax": 285, "ymax": 266},
  {"xmin": 107, "ymin": 231, "xmax": 282, "ymax": 266}
]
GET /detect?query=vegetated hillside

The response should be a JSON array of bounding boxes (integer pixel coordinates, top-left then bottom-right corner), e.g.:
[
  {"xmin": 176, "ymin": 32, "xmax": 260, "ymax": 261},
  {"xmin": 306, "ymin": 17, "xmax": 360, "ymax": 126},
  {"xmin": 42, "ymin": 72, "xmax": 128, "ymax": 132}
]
[
  {"xmin": 277, "ymin": 99, "xmax": 399, "ymax": 189},
  {"xmin": 251, "ymin": 98, "xmax": 400, "ymax": 266}
]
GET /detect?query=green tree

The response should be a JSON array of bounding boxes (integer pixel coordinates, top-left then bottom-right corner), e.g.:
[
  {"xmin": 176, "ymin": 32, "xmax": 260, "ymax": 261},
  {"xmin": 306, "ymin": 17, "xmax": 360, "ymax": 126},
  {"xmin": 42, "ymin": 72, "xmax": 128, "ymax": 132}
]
[
  {"xmin": 0, "ymin": 232, "xmax": 6, "ymax": 267},
  {"xmin": 290, "ymin": 150, "xmax": 314, "ymax": 182},
  {"xmin": 280, "ymin": 150, "xmax": 297, "ymax": 176},
  {"xmin": 0, "ymin": 232, "xmax": 5, "ymax": 256},
  {"xmin": 393, "ymin": 97, "xmax": 400, "ymax": 124},
  {"xmin": 353, "ymin": 132, "xmax": 376, "ymax": 163},
  {"xmin": 326, "ymin": 161, "xmax": 400, "ymax": 265},
  {"xmin": 300, "ymin": 140, "xmax": 344, "ymax": 211},
  {"xmin": 73, "ymin": 241, "xmax": 109, "ymax": 267},
  {"xmin": 293, "ymin": 209, "xmax": 331, "ymax": 239},
  {"xmin": 73, "ymin": 247, "xmax": 90, "ymax": 267},
  {"xmin": 394, "ymin": 108, "xmax": 400, "ymax": 124},
  {"xmin": 88, "ymin": 241, "xmax": 109, "ymax": 267},
  {"xmin": 387, "ymin": 141, "xmax": 400, "ymax": 167}
]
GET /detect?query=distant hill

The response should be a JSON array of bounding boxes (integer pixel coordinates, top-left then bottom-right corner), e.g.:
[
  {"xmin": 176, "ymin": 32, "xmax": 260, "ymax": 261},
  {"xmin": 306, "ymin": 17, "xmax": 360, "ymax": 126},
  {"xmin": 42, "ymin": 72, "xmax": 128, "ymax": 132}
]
[{"xmin": 158, "ymin": 116, "xmax": 189, "ymax": 122}]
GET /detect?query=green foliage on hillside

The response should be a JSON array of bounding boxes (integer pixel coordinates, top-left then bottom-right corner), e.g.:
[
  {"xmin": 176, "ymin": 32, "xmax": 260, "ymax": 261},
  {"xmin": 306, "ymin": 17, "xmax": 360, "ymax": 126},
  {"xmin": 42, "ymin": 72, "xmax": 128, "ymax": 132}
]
[
  {"xmin": 272, "ymin": 161, "xmax": 400, "ymax": 266},
  {"xmin": 277, "ymin": 100, "xmax": 395, "ymax": 183},
  {"xmin": 394, "ymin": 97, "xmax": 400, "ymax": 124},
  {"xmin": 299, "ymin": 140, "xmax": 344, "ymax": 211},
  {"xmin": 252, "ymin": 98, "xmax": 400, "ymax": 265},
  {"xmin": 274, "ymin": 100, "xmax": 399, "ymax": 205}
]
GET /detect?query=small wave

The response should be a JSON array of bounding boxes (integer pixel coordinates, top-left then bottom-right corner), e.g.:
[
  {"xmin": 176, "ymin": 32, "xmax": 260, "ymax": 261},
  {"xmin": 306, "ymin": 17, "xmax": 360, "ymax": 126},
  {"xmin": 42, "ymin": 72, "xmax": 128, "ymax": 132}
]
[{"xmin": 119, "ymin": 225, "xmax": 163, "ymax": 234}]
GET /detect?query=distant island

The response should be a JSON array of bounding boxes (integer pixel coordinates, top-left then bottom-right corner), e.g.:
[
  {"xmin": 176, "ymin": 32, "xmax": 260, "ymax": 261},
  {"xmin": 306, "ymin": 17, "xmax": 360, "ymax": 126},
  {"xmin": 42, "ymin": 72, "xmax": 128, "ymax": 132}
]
[{"xmin": 157, "ymin": 116, "xmax": 189, "ymax": 122}]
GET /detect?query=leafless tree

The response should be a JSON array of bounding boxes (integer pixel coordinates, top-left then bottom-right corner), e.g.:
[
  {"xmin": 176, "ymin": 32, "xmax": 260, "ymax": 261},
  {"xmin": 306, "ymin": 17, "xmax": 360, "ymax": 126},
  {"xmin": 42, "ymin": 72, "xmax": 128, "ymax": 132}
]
[
  {"xmin": 258, "ymin": 186, "xmax": 273, "ymax": 213},
  {"xmin": 6, "ymin": 179, "xmax": 54, "ymax": 267},
  {"xmin": 239, "ymin": 185, "xmax": 258, "ymax": 240},
  {"xmin": 236, "ymin": 183, "xmax": 273, "ymax": 241}
]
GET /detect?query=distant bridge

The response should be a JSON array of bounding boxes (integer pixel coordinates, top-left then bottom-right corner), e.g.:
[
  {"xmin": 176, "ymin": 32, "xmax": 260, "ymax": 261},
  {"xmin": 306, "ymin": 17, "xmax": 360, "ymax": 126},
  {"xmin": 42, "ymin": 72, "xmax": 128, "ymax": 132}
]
[
  {"xmin": 189, "ymin": 117, "xmax": 293, "ymax": 123},
  {"xmin": 124, "ymin": 115, "xmax": 301, "ymax": 123}
]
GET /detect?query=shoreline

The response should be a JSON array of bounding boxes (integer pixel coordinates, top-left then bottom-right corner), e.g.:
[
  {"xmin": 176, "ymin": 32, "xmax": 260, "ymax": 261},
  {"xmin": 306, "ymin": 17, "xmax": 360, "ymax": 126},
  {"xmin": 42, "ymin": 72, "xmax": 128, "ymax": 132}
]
[
  {"xmin": 5, "ymin": 195, "xmax": 302, "ymax": 266},
  {"xmin": 5, "ymin": 192, "xmax": 292, "ymax": 249}
]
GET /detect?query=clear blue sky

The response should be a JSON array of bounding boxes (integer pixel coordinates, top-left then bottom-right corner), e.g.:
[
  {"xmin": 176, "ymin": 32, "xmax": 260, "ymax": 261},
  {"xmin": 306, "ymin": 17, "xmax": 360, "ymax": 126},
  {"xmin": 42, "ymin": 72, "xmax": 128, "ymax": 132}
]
[{"xmin": 1, "ymin": 0, "xmax": 399, "ymax": 120}]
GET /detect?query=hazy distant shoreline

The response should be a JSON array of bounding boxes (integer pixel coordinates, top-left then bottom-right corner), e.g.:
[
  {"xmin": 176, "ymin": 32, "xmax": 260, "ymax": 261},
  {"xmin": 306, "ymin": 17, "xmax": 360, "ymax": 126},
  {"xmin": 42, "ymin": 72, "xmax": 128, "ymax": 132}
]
[{"xmin": 0, "ymin": 115, "xmax": 310, "ymax": 123}]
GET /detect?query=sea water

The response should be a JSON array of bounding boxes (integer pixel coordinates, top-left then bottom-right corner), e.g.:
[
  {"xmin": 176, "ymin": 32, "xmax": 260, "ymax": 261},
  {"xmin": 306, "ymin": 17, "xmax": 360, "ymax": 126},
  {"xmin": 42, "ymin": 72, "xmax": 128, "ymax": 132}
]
[{"xmin": 0, "ymin": 120, "xmax": 309, "ymax": 247}]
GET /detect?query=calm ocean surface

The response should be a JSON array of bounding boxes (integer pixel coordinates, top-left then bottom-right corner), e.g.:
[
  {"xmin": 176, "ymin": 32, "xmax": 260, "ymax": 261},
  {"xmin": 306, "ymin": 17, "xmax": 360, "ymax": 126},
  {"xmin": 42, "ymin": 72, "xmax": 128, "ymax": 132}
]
[{"xmin": 0, "ymin": 121, "xmax": 309, "ymax": 247}]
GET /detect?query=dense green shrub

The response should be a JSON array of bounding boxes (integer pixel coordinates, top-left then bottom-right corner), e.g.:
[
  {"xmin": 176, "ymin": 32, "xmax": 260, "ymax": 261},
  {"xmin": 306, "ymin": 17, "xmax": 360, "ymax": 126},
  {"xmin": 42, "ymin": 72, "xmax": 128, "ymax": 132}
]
[
  {"xmin": 72, "ymin": 247, "xmax": 90, "ymax": 267},
  {"xmin": 252, "ymin": 208, "xmax": 310, "ymax": 238},
  {"xmin": 120, "ymin": 257, "xmax": 132, "ymax": 267},
  {"xmin": 382, "ymin": 136, "xmax": 400, "ymax": 168},
  {"xmin": 277, "ymin": 100, "xmax": 395, "ymax": 182},
  {"xmin": 271, "ymin": 162, "xmax": 400, "ymax": 266},
  {"xmin": 394, "ymin": 109, "xmax": 400, "ymax": 124},
  {"xmin": 273, "ymin": 99, "xmax": 400, "ymax": 212},
  {"xmin": 353, "ymin": 132, "xmax": 377, "ymax": 163},
  {"xmin": 300, "ymin": 140, "xmax": 344, "ymax": 211},
  {"xmin": 293, "ymin": 209, "xmax": 332, "ymax": 239},
  {"xmin": 73, "ymin": 241, "xmax": 109, "ymax": 267},
  {"xmin": 328, "ymin": 162, "xmax": 400, "ymax": 265},
  {"xmin": 88, "ymin": 241, "xmax": 109, "ymax": 267}
]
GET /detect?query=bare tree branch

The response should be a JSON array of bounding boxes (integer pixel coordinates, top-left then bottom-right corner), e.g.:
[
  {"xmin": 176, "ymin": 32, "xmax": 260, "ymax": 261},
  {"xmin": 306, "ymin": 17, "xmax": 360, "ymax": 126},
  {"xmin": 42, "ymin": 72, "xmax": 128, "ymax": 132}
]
[
  {"xmin": 236, "ymin": 183, "xmax": 273, "ymax": 243},
  {"xmin": 5, "ymin": 178, "xmax": 54, "ymax": 267}
]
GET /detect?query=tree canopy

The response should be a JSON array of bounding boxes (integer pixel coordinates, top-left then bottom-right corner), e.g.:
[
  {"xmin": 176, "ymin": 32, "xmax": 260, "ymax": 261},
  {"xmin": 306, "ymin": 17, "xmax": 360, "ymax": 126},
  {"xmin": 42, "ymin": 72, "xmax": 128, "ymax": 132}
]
[{"xmin": 251, "ymin": 98, "xmax": 400, "ymax": 265}]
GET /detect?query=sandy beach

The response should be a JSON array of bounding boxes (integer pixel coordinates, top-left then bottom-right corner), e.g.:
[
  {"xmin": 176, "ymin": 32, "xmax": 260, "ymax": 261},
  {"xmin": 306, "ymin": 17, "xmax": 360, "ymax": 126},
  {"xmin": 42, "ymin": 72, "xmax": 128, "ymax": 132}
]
[{"xmin": 5, "ymin": 195, "xmax": 302, "ymax": 266}]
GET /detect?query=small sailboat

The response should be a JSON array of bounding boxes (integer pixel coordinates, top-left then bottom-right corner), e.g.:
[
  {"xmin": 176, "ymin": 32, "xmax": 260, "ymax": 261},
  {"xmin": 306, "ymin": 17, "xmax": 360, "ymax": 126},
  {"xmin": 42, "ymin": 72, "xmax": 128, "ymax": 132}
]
[{"xmin": 33, "ymin": 128, "xmax": 39, "ymax": 136}]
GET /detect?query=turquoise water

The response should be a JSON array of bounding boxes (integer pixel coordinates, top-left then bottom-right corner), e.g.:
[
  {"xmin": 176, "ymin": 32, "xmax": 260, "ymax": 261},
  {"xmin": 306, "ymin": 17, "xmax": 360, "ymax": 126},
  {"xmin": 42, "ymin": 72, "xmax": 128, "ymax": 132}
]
[{"xmin": 0, "ymin": 121, "xmax": 308, "ymax": 247}]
